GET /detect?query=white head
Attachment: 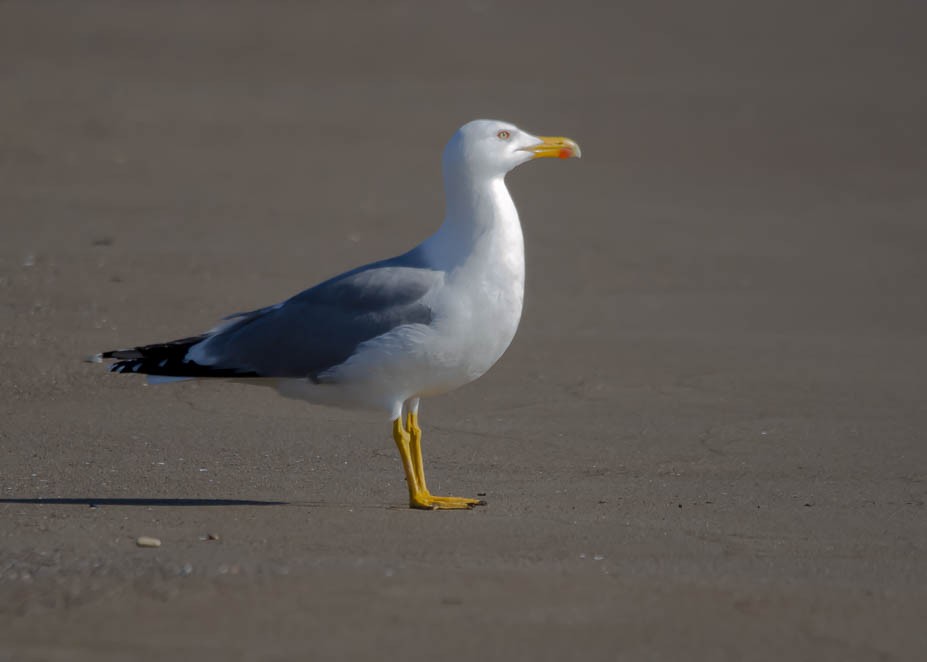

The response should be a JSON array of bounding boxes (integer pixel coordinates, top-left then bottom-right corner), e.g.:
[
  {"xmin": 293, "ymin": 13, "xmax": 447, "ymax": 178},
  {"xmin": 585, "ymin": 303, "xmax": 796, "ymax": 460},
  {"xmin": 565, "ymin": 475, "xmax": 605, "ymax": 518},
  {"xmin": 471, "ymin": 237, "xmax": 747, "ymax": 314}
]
[{"xmin": 442, "ymin": 119, "xmax": 581, "ymax": 181}]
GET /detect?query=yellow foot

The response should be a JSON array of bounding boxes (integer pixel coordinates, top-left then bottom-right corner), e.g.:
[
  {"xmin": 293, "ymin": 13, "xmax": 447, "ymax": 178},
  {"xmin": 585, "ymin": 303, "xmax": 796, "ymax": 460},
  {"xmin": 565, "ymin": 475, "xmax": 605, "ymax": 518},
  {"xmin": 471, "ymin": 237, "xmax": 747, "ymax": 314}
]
[
  {"xmin": 393, "ymin": 415, "xmax": 484, "ymax": 511},
  {"xmin": 409, "ymin": 493, "xmax": 486, "ymax": 510}
]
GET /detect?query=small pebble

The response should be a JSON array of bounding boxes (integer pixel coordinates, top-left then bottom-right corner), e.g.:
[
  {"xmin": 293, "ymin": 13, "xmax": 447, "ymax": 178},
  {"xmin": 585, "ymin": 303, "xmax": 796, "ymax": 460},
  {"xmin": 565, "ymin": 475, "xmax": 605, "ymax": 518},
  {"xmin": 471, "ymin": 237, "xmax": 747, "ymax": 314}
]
[
  {"xmin": 207, "ymin": 533, "xmax": 220, "ymax": 541},
  {"xmin": 136, "ymin": 536, "xmax": 161, "ymax": 548}
]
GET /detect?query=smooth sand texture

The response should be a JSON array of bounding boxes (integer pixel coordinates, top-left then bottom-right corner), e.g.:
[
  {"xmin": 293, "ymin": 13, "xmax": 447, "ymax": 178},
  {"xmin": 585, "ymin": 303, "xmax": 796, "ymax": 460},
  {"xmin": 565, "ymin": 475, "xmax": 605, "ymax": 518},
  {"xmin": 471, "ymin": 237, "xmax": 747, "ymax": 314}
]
[{"xmin": 1, "ymin": 2, "xmax": 925, "ymax": 660}]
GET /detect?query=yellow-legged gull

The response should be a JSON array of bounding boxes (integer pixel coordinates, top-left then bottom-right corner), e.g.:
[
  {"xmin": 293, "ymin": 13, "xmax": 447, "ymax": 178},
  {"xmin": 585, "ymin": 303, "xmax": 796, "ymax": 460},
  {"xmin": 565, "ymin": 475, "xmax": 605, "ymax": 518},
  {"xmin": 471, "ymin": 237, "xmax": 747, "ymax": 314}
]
[{"xmin": 96, "ymin": 119, "xmax": 581, "ymax": 509}]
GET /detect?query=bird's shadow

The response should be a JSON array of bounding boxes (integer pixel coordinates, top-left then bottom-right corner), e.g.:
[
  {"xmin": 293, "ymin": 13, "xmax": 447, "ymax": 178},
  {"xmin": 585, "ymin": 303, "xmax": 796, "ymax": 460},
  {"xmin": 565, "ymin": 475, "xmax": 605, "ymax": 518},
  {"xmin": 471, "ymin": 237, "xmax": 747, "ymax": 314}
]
[{"xmin": 0, "ymin": 497, "xmax": 288, "ymax": 507}]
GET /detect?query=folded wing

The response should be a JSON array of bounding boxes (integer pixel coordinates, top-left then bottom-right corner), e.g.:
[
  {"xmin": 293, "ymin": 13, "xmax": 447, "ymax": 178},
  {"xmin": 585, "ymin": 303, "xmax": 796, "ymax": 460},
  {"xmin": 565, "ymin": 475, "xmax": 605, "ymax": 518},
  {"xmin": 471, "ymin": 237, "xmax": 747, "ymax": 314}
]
[{"xmin": 102, "ymin": 261, "xmax": 442, "ymax": 381}]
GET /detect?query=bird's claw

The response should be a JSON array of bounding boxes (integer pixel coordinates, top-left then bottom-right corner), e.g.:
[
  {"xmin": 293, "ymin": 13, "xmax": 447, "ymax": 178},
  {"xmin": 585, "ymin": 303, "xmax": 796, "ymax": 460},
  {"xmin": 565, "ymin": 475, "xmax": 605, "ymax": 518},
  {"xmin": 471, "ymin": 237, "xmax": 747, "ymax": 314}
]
[{"xmin": 410, "ymin": 493, "xmax": 486, "ymax": 510}]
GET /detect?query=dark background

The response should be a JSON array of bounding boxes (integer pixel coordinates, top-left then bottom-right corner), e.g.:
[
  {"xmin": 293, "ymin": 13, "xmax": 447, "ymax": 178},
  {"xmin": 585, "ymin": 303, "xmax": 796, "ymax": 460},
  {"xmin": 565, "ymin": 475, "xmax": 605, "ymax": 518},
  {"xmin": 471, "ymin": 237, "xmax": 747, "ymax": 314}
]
[{"xmin": 1, "ymin": 2, "xmax": 925, "ymax": 659}]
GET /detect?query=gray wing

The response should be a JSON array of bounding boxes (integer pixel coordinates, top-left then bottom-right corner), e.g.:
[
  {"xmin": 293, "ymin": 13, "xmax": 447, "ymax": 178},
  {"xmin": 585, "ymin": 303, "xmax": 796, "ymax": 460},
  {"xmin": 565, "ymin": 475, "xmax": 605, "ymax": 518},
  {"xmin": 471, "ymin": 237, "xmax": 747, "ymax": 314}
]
[{"xmin": 189, "ymin": 260, "xmax": 442, "ymax": 379}]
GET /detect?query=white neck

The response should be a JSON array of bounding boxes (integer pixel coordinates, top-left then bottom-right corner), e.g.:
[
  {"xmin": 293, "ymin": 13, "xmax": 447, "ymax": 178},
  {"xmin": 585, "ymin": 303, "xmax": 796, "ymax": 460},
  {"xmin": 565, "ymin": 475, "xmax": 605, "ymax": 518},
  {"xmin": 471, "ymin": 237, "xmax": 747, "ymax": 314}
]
[
  {"xmin": 423, "ymin": 169, "xmax": 524, "ymax": 271},
  {"xmin": 414, "ymin": 159, "xmax": 527, "ymax": 387}
]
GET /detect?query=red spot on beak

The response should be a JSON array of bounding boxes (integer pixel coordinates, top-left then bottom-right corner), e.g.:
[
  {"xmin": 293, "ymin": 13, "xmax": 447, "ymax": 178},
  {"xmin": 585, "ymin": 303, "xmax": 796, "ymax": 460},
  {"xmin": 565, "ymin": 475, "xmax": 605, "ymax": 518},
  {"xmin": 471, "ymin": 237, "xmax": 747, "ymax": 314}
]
[{"xmin": 558, "ymin": 148, "xmax": 572, "ymax": 159}]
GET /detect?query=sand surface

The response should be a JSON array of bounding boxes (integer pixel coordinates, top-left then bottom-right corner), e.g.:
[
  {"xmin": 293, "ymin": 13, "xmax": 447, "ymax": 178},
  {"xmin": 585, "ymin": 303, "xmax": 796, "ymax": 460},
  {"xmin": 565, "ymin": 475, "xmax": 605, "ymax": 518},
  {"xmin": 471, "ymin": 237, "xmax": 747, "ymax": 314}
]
[{"xmin": 1, "ymin": 2, "xmax": 926, "ymax": 660}]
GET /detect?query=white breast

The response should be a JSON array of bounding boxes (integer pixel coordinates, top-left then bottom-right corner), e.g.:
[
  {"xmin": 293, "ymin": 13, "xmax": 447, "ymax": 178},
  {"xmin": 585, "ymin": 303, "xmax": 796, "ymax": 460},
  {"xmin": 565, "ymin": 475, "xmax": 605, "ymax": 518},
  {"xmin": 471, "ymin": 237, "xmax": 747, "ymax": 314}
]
[
  {"xmin": 414, "ymin": 176, "xmax": 526, "ymax": 395},
  {"xmin": 275, "ymin": 173, "xmax": 527, "ymax": 415}
]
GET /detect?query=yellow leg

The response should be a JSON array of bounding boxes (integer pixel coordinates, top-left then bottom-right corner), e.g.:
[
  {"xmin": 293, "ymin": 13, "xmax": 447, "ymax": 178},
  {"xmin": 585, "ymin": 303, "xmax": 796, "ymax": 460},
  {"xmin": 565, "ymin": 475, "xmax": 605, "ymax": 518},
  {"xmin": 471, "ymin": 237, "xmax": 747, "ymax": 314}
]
[
  {"xmin": 407, "ymin": 411, "xmax": 428, "ymax": 493},
  {"xmin": 392, "ymin": 418, "xmax": 422, "ymax": 500},
  {"xmin": 392, "ymin": 415, "xmax": 485, "ymax": 510}
]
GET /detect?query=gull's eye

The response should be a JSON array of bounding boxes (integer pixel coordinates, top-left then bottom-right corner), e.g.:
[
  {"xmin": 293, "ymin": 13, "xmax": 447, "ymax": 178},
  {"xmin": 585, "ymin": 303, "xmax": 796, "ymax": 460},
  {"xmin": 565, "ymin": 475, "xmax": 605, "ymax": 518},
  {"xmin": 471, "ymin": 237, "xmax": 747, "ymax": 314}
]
[{"xmin": 496, "ymin": 130, "xmax": 511, "ymax": 140}]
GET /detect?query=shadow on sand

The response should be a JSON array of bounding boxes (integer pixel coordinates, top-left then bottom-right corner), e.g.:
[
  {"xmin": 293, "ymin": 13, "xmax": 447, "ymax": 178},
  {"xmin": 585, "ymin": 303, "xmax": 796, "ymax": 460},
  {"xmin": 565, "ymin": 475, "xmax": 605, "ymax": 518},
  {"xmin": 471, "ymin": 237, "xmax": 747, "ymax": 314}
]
[{"xmin": 0, "ymin": 497, "xmax": 288, "ymax": 507}]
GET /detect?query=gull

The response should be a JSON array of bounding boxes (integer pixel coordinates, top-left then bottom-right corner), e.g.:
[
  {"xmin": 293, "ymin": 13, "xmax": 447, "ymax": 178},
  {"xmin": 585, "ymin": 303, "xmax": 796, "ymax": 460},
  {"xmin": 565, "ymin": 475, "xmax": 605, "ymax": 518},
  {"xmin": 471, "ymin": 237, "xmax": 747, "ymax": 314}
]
[{"xmin": 96, "ymin": 119, "xmax": 581, "ymax": 509}]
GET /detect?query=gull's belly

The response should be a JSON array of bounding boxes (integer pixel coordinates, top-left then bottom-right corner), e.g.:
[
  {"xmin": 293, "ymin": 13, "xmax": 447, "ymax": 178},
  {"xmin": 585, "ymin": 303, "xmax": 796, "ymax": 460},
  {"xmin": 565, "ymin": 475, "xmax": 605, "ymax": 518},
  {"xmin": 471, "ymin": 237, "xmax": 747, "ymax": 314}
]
[{"xmin": 417, "ymin": 265, "xmax": 525, "ymax": 397}]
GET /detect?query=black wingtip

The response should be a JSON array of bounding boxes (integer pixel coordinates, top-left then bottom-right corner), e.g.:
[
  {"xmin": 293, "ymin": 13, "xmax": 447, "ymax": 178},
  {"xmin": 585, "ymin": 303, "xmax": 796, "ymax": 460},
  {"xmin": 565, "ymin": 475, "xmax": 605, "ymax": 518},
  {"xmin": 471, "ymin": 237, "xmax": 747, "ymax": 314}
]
[
  {"xmin": 98, "ymin": 334, "xmax": 259, "ymax": 378},
  {"xmin": 99, "ymin": 348, "xmax": 143, "ymax": 361}
]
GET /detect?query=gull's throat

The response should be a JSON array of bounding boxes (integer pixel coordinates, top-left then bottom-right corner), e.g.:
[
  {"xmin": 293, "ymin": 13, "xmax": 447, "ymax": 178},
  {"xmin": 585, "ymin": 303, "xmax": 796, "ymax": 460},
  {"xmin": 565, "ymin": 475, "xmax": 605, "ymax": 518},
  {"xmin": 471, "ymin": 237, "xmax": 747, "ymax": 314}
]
[{"xmin": 426, "ymin": 173, "xmax": 521, "ymax": 272}]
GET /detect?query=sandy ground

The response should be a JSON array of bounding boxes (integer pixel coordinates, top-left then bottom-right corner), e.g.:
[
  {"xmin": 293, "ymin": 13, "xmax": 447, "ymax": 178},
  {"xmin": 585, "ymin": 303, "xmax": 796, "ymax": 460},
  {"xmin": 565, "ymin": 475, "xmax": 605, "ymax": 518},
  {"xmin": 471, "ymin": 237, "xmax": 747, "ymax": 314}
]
[{"xmin": 1, "ymin": 1, "xmax": 926, "ymax": 660}]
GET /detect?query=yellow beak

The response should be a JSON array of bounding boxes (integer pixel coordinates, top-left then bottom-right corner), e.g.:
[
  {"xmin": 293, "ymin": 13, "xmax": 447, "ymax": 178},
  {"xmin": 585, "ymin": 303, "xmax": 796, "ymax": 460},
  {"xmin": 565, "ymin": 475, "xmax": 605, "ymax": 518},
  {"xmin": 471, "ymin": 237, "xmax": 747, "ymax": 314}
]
[{"xmin": 522, "ymin": 136, "xmax": 582, "ymax": 160}]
